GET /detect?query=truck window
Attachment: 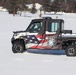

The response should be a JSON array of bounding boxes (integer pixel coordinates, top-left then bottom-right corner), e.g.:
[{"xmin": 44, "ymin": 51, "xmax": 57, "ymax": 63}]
[
  {"xmin": 48, "ymin": 22, "xmax": 59, "ymax": 32},
  {"xmin": 29, "ymin": 22, "xmax": 42, "ymax": 33}
]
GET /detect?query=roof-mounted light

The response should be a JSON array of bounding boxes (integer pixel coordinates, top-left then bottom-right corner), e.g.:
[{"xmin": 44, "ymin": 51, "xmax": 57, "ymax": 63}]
[{"xmin": 42, "ymin": 17, "xmax": 52, "ymax": 19}]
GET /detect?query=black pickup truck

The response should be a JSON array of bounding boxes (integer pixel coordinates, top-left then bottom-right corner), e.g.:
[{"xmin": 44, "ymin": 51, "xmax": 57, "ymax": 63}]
[{"xmin": 11, "ymin": 17, "xmax": 76, "ymax": 56}]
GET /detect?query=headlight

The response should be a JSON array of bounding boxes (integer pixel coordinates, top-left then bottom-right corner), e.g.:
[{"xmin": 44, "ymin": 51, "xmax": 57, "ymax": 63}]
[{"xmin": 13, "ymin": 33, "xmax": 19, "ymax": 38}]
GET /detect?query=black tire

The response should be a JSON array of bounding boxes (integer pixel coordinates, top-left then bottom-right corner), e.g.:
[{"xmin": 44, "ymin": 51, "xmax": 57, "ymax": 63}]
[
  {"xmin": 65, "ymin": 45, "xmax": 76, "ymax": 56},
  {"xmin": 12, "ymin": 42, "xmax": 25, "ymax": 53}
]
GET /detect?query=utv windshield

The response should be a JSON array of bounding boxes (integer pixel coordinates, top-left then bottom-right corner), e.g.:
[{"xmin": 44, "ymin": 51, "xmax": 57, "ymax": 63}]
[{"xmin": 29, "ymin": 21, "xmax": 42, "ymax": 33}]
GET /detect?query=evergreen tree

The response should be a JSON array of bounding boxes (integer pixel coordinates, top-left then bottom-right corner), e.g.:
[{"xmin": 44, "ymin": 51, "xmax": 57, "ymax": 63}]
[
  {"xmin": 4, "ymin": 0, "xmax": 18, "ymax": 15},
  {"xmin": 3, "ymin": 0, "xmax": 76, "ymax": 14},
  {"xmin": 51, "ymin": 0, "xmax": 64, "ymax": 12},
  {"xmin": 42, "ymin": 0, "xmax": 51, "ymax": 12},
  {"xmin": 4, "ymin": 0, "xmax": 28, "ymax": 15},
  {"xmin": 66, "ymin": 0, "xmax": 76, "ymax": 12},
  {"xmin": 17, "ymin": 0, "xmax": 28, "ymax": 11},
  {"xmin": 75, "ymin": 0, "xmax": 76, "ymax": 12}
]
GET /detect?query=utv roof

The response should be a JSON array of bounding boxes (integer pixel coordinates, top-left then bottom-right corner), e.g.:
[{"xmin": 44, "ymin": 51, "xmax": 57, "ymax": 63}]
[{"xmin": 32, "ymin": 17, "xmax": 64, "ymax": 22}]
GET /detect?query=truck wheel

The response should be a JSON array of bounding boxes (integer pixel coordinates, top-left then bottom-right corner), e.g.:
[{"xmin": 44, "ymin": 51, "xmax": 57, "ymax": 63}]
[
  {"xmin": 12, "ymin": 42, "xmax": 25, "ymax": 53},
  {"xmin": 65, "ymin": 45, "xmax": 76, "ymax": 56}
]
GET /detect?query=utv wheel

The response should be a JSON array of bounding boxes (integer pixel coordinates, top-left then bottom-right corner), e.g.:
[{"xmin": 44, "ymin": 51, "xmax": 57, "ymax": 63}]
[
  {"xmin": 65, "ymin": 45, "xmax": 76, "ymax": 56},
  {"xmin": 12, "ymin": 42, "xmax": 25, "ymax": 53}
]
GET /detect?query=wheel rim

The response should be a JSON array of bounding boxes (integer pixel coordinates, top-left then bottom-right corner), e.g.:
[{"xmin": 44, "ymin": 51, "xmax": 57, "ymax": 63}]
[
  {"xmin": 14, "ymin": 45, "xmax": 23, "ymax": 52},
  {"xmin": 68, "ymin": 48, "xmax": 75, "ymax": 55}
]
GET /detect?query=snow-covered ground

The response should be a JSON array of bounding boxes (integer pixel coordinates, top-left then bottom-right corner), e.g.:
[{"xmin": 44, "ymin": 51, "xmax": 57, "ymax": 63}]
[{"xmin": 0, "ymin": 12, "xmax": 76, "ymax": 75}]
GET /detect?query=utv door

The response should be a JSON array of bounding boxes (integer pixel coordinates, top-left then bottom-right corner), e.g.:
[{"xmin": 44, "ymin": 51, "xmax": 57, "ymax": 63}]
[
  {"xmin": 45, "ymin": 20, "xmax": 60, "ymax": 49},
  {"xmin": 26, "ymin": 20, "xmax": 45, "ymax": 49}
]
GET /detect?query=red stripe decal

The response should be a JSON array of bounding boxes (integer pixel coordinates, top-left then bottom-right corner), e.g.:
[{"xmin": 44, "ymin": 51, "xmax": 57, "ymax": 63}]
[{"xmin": 29, "ymin": 45, "xmax": 50, "ymax": 49}]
